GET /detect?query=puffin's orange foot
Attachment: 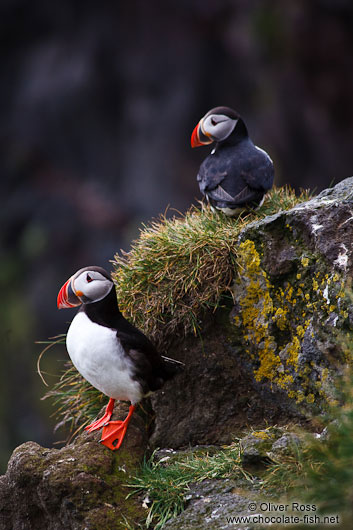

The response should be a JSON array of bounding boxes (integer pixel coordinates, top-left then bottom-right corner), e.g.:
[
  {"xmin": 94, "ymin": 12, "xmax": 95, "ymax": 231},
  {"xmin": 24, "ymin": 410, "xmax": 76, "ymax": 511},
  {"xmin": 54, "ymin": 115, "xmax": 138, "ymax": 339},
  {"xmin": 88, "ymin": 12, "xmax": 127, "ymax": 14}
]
[
  {"xmin": 99, "ymin": 404, "xmax": 136, "ymax": 451},
  {"xmin": 84, "ymin": 398, "xmax": 115, "ymax": 432},
  {"xmin": 100, "ymin": 421, "xmax": 127, "ymax": 450},
  {"xmin": 85, "ymin": 413, "xmax": 112, "ymax": 433}
]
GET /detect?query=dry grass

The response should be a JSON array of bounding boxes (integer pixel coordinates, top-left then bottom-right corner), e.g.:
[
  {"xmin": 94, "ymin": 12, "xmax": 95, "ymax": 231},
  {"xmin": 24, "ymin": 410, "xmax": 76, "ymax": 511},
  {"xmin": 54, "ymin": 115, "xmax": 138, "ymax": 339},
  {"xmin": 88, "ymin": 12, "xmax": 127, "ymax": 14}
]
[{"xmin": 112, "ymin": 186, "xmax": 311, "ymax": 346}]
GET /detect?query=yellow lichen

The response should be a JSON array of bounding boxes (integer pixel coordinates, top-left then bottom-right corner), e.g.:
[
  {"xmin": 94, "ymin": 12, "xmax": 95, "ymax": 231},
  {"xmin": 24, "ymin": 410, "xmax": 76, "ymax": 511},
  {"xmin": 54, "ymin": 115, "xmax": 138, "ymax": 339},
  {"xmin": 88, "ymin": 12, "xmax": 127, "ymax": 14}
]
[
  {"xmin": 286, "ymin": 336, "xmax": 301, "ymax": 369},
  {"xmin": 321, "ymin": 368, "xmax": 329, "ymax": 382},
  {"xmin": 233, "ymin": 315, "xmax": 241, "ymax": 326},
  {"xmin": 296, "ymin": 325, "xmax": 306, "ymax": 339},
  {"xmin": 251, "ymin": 429, "xmax": 275, "ymax": 440},
  {"xmin": 235, "ymin": 241, "xmax": 279, "ymax": 384},
  {"xmin": 273, "ymin": 308, "xmax": 288, "ymax": 331},
  {"xmin": 233, "ymin": 239, "xmax": 350, "ymax": 405}
]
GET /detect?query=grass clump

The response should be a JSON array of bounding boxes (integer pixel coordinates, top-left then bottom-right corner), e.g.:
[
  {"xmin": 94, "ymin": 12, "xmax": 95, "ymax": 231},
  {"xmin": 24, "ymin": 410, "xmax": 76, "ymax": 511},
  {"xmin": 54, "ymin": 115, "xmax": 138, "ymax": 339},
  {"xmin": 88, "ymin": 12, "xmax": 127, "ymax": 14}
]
[
  {"xmin": 113, "ymin": 205, "xmax": 241, "ymax": 343},
  {"xmin": 112, "ymin": 186, "xmax": 310, "ymax": 345},
  {"xmin": 127, "ymin": 444, "xmax": 254, "ymax": 529},
  {"xmin": 43, "ymin": 364, "xmax": 105, "ymax": 434}
]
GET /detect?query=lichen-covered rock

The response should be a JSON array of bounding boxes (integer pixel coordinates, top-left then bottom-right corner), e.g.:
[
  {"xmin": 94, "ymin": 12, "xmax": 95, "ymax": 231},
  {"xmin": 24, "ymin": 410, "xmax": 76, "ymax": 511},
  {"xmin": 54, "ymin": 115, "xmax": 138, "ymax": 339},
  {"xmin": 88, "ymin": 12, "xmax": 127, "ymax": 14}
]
[
  {"xmin": 234, "ymin": 177, "xmax": 353, "ymax": 406},
  {"xmin": 240, "ymin": 433, "xmax": 274, "ymax": 466},
  {"xmin": 0, "ymin": 403, "xmax": 147, "ymax": 530},
  {"xmin": 151, "ymin": 177, "xmax": 353, "ymax": 448}
]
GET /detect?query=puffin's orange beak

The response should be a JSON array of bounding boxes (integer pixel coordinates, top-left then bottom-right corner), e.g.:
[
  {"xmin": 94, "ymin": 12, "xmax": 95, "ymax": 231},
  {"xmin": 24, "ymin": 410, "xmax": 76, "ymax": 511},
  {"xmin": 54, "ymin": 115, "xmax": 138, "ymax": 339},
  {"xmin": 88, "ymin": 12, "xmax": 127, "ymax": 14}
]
[
  {"xmin": 191, "ymin": 123, "xmax": 203, "ymax": 148},
  {"xmin": 191, "ymin": 120, "xmax": 213, "ymax": 148},
  {"xmin": 57, "ymin": 277, "xmax": 81, "ymax": 309}
]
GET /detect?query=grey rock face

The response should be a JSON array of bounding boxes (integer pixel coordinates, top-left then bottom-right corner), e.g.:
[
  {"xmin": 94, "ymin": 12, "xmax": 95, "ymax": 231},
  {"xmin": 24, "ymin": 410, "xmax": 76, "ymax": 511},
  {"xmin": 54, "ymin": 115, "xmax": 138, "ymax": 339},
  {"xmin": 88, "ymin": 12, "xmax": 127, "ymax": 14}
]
[
  {"xmin": 150, "ymin": 320, "xmax": 301, "ymax": 448},
  {"xmin": 164, "ymin": 479, "xmax": 256, "ymax": 530}
]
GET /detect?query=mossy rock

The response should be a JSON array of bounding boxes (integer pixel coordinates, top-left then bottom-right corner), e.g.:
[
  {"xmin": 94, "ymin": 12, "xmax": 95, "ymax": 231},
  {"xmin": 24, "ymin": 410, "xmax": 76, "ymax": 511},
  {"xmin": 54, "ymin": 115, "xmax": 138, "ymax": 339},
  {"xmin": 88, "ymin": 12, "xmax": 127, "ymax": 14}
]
[{"xmin": 0, "ymin": 403, "xmax": 147, "ymax": 530}]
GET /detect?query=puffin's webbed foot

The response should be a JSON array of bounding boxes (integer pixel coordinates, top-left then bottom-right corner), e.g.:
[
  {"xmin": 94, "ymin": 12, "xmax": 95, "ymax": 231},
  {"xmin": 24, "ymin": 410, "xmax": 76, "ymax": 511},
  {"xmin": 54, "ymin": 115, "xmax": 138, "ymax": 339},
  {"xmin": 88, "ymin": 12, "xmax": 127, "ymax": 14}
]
[
  {"xmin": 100, "ymin": 404, "xmax": 135, "ymax": 450},
  {"xmin": 84, "ymin": 397, "xmax": 115, "ymax": 432}
]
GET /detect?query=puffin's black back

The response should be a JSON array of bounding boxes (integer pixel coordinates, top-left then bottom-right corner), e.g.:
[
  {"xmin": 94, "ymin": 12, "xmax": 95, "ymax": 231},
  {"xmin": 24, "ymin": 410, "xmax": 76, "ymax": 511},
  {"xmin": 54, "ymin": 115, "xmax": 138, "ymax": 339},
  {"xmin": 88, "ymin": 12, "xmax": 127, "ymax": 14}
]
[
  {"xmin": 82, "ymin": 287, "xmax": 182, "ymax": 394},
  {"xmin": 197, "ymin": 121, "xmax": 274, "ymax": 210}
]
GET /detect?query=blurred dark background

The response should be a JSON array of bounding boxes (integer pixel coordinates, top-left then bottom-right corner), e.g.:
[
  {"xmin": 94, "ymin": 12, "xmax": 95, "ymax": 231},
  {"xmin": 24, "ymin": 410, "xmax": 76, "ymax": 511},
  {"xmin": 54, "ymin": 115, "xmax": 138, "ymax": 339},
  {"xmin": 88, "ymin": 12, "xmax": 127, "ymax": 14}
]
[{"xmin": 1, "ymin": 0, "xmax": 353, "ymax": 472}]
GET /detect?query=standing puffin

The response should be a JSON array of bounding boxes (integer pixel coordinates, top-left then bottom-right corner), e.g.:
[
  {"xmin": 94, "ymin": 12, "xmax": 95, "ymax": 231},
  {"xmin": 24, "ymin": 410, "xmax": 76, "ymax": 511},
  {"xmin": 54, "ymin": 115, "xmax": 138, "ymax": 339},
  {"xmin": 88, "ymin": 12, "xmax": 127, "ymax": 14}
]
[
  {"xmin": 191, "ymin": 106, "xmax": 274, "ymax": 216},
  {"xmin": 57, "ymin": 266, "xmax": 181, "ymax": 450}
]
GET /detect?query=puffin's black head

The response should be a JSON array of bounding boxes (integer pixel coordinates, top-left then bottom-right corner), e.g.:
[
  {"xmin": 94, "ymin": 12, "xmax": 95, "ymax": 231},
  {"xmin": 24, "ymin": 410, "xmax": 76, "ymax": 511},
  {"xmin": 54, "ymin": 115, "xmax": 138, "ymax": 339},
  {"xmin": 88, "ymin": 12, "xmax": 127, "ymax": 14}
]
[
  {"xmin": 57, "ymin": 266, "xmax": 113, "ymax": 309},
  {"xmin": 191, "ymin": 106, "xmax": 247, "ymax": 147}
]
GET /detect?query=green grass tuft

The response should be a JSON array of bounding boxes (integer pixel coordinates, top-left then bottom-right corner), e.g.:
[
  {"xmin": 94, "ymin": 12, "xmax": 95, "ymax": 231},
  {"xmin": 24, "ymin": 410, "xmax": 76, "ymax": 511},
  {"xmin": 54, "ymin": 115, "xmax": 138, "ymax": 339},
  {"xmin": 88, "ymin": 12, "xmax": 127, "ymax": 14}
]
[{"xmin": 127, "ymin": 444, "xmax": 254, "ymax": 529}]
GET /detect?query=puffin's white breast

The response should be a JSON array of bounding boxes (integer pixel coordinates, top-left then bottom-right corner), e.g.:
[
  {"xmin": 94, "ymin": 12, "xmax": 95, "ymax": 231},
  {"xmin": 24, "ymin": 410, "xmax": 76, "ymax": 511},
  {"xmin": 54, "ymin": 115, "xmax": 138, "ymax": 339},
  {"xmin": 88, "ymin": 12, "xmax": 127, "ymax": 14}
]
[{"xmin": 66, "ymin": 312, "xmax": 142, "ymax": 404}]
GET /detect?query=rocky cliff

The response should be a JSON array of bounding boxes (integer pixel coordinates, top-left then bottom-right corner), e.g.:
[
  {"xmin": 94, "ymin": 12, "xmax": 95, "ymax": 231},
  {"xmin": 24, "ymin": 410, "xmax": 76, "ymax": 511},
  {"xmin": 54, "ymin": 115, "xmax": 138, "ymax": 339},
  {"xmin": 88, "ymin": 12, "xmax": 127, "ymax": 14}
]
[
  {"xmin": 1, "ymin": 178, "xmax": 353, "ymax": 529},
  {"xmin": 152, "ymin": 178, "xmax": 353, "ymax": 448}
]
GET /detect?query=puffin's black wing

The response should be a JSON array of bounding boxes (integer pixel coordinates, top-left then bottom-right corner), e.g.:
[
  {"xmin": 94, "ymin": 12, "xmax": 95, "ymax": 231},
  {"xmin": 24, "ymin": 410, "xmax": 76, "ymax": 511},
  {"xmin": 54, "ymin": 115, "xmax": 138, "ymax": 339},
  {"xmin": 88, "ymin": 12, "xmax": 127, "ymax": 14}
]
[
  {"xmin": 238, "ymin": 145, "xmax": 274, "ymax": 192},
  {"xmin": 115, "ymin": 315, "xmax": 181, "ymax": 394},
  {"xmin": 197, "ymin": 161, "xmax": 227, "ymax": 196}
]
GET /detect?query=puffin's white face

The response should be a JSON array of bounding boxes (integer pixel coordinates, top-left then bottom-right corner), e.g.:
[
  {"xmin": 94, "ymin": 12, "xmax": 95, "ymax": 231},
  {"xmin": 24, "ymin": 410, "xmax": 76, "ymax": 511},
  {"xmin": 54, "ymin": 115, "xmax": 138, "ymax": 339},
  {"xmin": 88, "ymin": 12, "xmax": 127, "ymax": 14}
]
[
  {"xmin": 57, "ymin": 267, "xmax": 113, "ymax": 309},
  {"xmin": 201, "ymin": 113, "xmax": 238, "ymax": 142},
  {"xmin": 73, "ymin": 269, "xmax": 113, "ymax": 303}
]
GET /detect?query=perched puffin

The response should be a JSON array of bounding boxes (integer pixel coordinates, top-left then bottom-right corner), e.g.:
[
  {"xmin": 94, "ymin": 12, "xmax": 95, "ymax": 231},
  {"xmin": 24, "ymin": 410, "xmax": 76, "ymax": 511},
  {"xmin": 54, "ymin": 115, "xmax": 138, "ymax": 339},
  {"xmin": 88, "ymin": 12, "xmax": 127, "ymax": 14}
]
[
  {"xmin": 191, "ymin": 106, "xmax": 274, "ymax": 216},
  {"xmin": 57, "ymin": 266, "xmax": 181, "ymax": 450}
]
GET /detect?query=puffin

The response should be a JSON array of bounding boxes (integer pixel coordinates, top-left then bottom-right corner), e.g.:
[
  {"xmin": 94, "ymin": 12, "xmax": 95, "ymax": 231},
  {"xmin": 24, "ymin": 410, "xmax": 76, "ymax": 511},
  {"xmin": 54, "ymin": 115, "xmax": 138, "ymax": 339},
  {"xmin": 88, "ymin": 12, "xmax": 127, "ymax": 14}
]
[
  {"xmin": 191, "ymin": 106, "xmax": 274, "ymax": 216},
  {"xmin": 57, "ymin": 266, "xmax": 181, "ymax": 450}
]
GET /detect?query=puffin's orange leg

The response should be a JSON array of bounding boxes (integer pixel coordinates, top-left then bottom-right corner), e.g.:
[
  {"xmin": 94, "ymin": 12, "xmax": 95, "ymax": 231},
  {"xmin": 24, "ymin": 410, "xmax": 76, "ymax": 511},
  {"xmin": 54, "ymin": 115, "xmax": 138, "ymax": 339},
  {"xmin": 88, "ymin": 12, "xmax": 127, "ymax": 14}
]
[
  {"xmin": 100, "ymin": 405, "xmax": 136, "ymax": 450},
  {"xmin": 84, "ymin": 398, "xmax": 115, "ymax": 432}
]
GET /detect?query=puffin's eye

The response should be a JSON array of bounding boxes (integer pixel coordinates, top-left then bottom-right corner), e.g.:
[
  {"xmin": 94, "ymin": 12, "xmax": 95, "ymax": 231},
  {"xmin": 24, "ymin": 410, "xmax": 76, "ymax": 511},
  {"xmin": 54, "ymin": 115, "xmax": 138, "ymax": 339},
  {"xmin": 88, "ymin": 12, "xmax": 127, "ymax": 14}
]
[
  {"xmin": 86, "ymin": 274, "xmax": 93, "ymax": 283},
  {"xmin": 211, "ymin": 117, "xmax": 217, "ymax": 126}
]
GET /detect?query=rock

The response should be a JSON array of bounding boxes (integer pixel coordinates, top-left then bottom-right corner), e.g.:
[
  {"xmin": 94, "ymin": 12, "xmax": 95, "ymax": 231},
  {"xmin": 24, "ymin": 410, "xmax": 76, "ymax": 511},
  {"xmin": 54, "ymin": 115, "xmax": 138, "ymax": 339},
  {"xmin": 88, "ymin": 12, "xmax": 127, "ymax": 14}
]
[
  {"xmin": 0, "ymin": 403, "xmax": 147, "ymax": 530},
  {"xmin": 234, "ymin": 178, "xmax": 353, "ymax": 407},
  {"xmin": 163, "ymin": 479, "xmax": 257, "ymax": 530},
  {"xmin": 150, "ymin": 317, "xmax": 301, "ymax": 448},
  {"xmin": 239, "ymin": 428, "xmax": 301, "ymax": 465},
  {"xmin": 270, "ymin": 433, "xmax": 301, "ymax": 455},
  {"xmin": 240, "ymin": 434, "xmax": 273, "ymax": 466},
  {"xmin": 151, "ymin": 177, "xmax": 353, "ymax": 448}
]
